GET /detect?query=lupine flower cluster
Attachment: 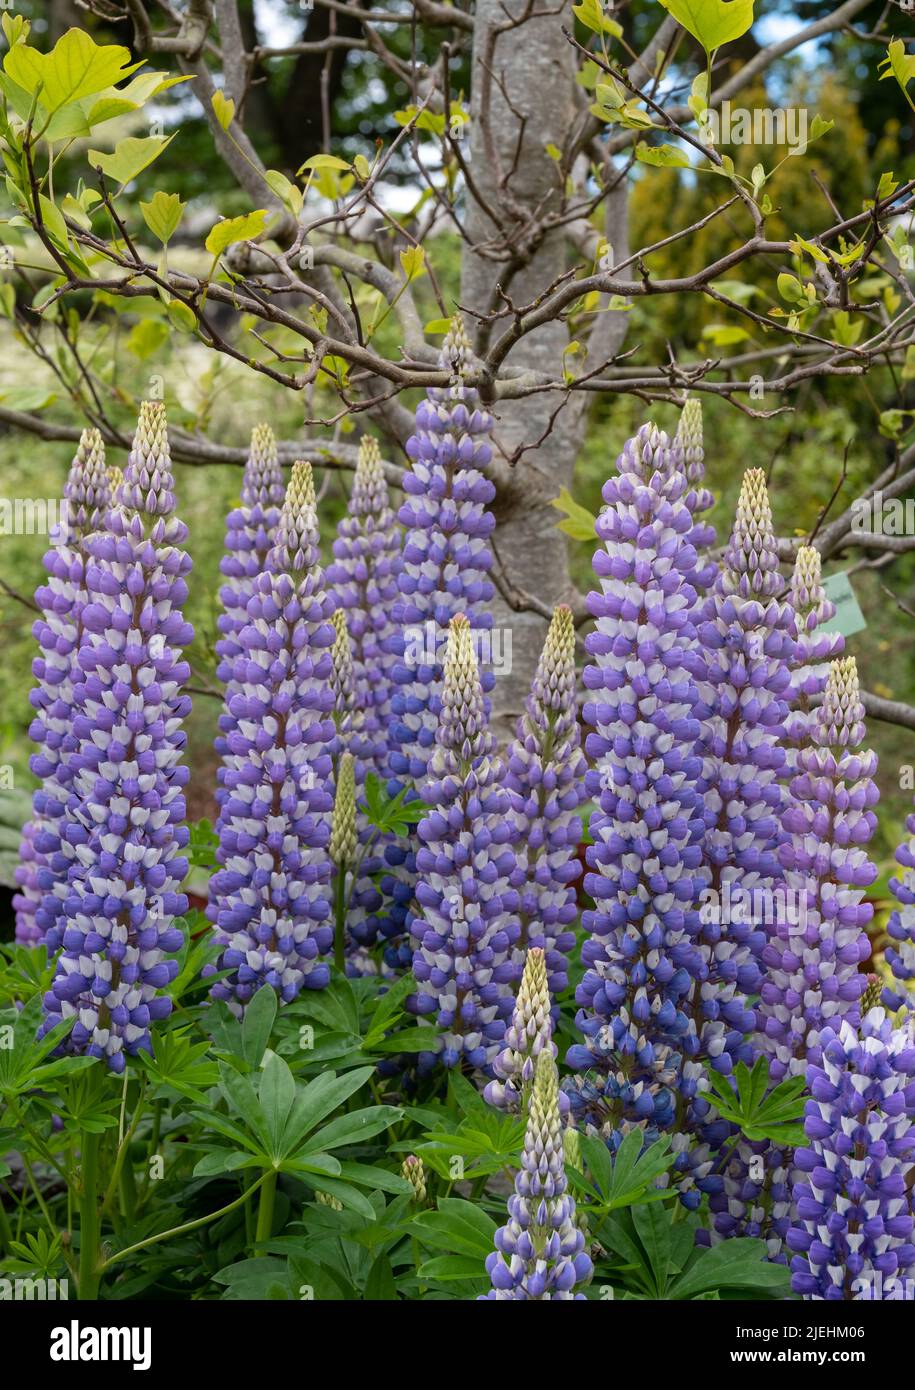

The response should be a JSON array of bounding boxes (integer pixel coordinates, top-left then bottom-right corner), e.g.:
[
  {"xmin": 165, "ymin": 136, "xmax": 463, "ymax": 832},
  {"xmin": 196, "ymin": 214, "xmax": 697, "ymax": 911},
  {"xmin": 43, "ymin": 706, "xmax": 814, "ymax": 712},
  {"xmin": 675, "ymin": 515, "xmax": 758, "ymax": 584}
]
[
  {"xmin": 383, "ymin": 318, "xmax": 497, "ymax": 969},
  {"xmin": 25, "ymin": 428, "xmax": 111, "ymax": 952},
  {"xmin": 15, "ymin": 389, "xmax": 912, "ymax": 1303},
  {"xmin": 695, "ymin": 467, "xmax": 797, "ymax": 1054},
  {"xmin": 326, "ymin": 434, "xmax": 400, "ymax": 780},
  {"xmin": 408, "ymin": 614, "xmax": 520, "ymax": 1069},
  {"xmin": 759, "ymin": 656, "xmax": 876, "ymax": 1080},
  {"xmin": 884, "ymin": 798, "xmax": 915, "ymax": 1012},
  {"xmin": 783, "ymin": 545, "xmax": 843, "ymax": 763},
  {"xmin": 482, "ymin": 1050, "xmax": 592, "ymax": 1300},
  {"xmin": 787, "ymin": 1009, "xmax": 915, "ymax": 1299},
  {"xmin": 37, "ymin": 402, "xmax": 192, "ymax": 1070},
  {"xmin": 567, "ymin": 423, "xmax": 707, "ymax": 1140},
  {"xmin": 503, "ymin": 605, "xmax": 587, "ymax": 1003},
  {"xmin": 208, "ymin": 461, "xmax": 336, "ymax": 1013}
]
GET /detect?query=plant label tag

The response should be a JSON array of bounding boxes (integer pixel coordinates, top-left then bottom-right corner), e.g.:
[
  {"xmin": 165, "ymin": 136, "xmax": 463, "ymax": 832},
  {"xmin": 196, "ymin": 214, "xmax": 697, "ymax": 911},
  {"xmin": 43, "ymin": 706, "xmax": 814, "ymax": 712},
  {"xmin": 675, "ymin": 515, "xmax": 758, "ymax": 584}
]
[{"xmin": 820, "ymin": 571, "xmax": 866, "ymax": 637}]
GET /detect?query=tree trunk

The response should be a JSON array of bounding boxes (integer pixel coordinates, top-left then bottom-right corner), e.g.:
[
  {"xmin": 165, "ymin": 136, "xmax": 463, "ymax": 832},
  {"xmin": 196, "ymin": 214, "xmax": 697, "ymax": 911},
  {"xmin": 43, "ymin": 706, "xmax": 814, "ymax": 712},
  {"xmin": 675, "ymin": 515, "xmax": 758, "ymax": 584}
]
[{"xmin": 460, "ymin": 0, "xmax": 584, "ymax": 741}]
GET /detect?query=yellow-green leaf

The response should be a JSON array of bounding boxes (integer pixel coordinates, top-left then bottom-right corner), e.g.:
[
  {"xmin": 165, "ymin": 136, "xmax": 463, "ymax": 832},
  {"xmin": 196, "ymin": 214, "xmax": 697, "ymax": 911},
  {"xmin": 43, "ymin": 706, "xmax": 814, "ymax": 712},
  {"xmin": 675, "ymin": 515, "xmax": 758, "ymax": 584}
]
[
  {"xmin": 166, "ymin": 298, "xmax": 197, "ymax": 333},
  {"xmin": 399, "ymin": 245, "xmax": 426, "ymax": 281},
  {"xmin": 4, "ymin": 27, "xmax": 142, "ymax": 114},
  {"xmin": 212, "ymin": 88, "xmax": 235, "ymax": 130},
  {"xmin": 657, "ymin": 0, "xmax": 754, "ymax": 56},
  {"xmin": 635, "ymin": 141, "xmax": 691, "ymax": 168},
  {"xmin": 87, "ymin": 134, "xmax": 174, "ymax": 186},
  {"xmin": 424, "ymin": 318, "xmax": 452, "ymax": 334},
  {"xmin": 140, "ymin": 190, "xmax": 185, "ymax": 245},
  {"xmin": 549, "ymin": 486, "xmax": 597, "ymax": 541},
  {"xmin": 297, "ymin": 154, "xmax": 352, "ymax": 175},
  {"xmin": 205, "ymin": 209, "xmax": 269, "ymax": 258},
  {"xmin": 572, "ymin": 0, "xmax": 623, "ymax": 38},
  {"xmin": 264, "ymin": 169, "xmax": 303, "ymax": 217}
]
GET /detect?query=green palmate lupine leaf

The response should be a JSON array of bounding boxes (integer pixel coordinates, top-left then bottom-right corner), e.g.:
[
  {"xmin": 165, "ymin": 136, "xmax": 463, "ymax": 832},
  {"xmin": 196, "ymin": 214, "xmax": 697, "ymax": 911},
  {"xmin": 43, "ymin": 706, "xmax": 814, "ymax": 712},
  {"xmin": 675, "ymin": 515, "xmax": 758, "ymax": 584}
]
[
  {"xmin": 298, "ymin": 1105, "xmax": 401, "ymax": 1155},
  {"xmin": 702, "ymin": 1057, "xmax": 807, "ymax": 1144},
  {"xmin": 241, "ymin": 984, "xmax": 278, "ymax": 1069},
  {"xmin": 668, "ymin": 1238, "xmax": 792, "ymax": 1299},
  {"xmin": 657, "ymin": 0, "xmax": 755, "ymax": 55},
  {"xmin": 138, "ymin": 1027, "xmax": 219, "ymax": 1101},
  {"xmin": 280, "ymin": 1066, "xmax": 376, "ymax": 1154},
  {"xmin": 205, "ymin": 209, "xmax": 270, "ymax": 258},
  {"xmin": 217, "ymin": 1061, "xmax": 272, "ymax": 1148},
  {"xmin": 300, "ymin": 1176, "xmax": 378, "ymax": 1220},
  {"xmin": 362, "ymin": 971, "xmax": 415, "ymax": 1047},
  {"xmin": 410, "ymin": 1198, "xmax": 498, "ymax": 1260},
  {"xmin": 259, "ymin": 1051, "xmax": 297, "ymax": 1155},
  {"xmin": 3, "ymin": 28, "xmax": 143, "ymax": 114},
  {"xmin": 334, "ymin": 1162, "xmax": 412, "ymax": 1195},
  {"xmin": 140, "ymin": 190, "xmax": 185, "ymax": 245},
  {"xmin": 87, "ymin": 134, "xmax": 174, "ymax": 186}
]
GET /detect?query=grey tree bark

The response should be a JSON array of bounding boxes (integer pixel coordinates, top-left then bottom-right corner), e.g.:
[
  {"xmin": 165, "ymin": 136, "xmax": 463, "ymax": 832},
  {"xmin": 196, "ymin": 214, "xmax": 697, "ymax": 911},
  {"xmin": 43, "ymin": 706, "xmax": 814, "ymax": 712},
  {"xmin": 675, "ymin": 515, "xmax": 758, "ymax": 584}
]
[{"xmin": 460, "ymin": 0, "xmax": 623, "ymax": 740}]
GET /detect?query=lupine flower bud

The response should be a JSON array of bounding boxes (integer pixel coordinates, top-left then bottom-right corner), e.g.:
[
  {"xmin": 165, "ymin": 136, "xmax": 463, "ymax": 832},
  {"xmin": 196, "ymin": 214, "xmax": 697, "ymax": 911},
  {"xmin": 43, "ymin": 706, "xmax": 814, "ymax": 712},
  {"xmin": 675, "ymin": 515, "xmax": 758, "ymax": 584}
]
[
  {"xmin": 408, "ymin": 614, "xmax": 520, "ymax": 1069},
  {"xmin": 568, "ymin": 424, "xmax": 707, "ymax": 1143},
  {"xmin": 330, "ymin": 752, "xmax": 357, "ymax": 866},
  {"xmin": 564, "ymin": 1125, "xmax": 582, "ymax": 1173},
  {"xmin": 208, "ymin": 460, "xmax": 336, "ymax": 1014},
  {"xmin": 38, "ymin": 403, "xmax": 192, "ymax": 1070},
  {"xmin": 402, "ymin": 1154, "xmax": 427, "ymax": 1204},
  {"xmin": 504, "ymin": 606, "xmax": 587, "ymax": 1003},
  {"xmin": 329, "ymin": 608, "xmax": 356, "ymax": 750},
  {"xmin": 481, "ymin": 1051, "xmax": 592, "ymax": 1300},
  {"xmin": 485, "ymin": 946, "xmax": 557, "ymax": 1111},
  {"xmin": 861, "ymin": 974, "xmax": 882, "ymax": 1014},
  {"xmin": 27, "ymin": 428, "xmax": 111, "ymax": 950},
  {"xmin": 787, "ymin": 1009, "xmax": 915, "ymax": 1300},
  {"xmin": 316, "ymin": 1190, "xmax": 343, "ymax": 1210}
]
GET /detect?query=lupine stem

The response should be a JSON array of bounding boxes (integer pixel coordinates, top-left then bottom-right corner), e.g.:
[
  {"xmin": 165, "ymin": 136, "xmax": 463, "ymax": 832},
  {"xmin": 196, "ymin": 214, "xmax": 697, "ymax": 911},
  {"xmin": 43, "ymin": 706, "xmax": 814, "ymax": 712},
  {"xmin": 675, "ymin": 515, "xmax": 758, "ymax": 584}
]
[
  {"xmin": 78, "ymin": 1130, "xmax": 102, "ymax": 1300},
  {"xmin": 254, "ymin": 1170, "xmax": 278, "ymax": 1254}
]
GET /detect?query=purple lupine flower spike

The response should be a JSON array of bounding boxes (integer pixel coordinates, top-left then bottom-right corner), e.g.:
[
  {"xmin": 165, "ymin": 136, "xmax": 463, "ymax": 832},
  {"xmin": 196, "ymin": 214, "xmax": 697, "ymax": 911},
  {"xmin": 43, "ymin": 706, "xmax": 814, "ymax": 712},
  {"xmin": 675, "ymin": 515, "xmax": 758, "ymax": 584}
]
[
  {"xmin": 481, "ymin": 1050, "xmax": 592, "ymax": 1300},
  {"xmin": 216, "ymin": 423, "xmax": 285, "ymax": 683},
  {"xmin": 28, "ymin": 427, "xmax": 110, "ymax": 950},
  {"xmin": 884, "ymin": 797, "xmax": 915, "ymax": 1011},
  {"xmin": 675, "ymin": 398, "xmax": 717, "ymax": 593},
  {"xmin": 696, "ymin": 467, "xmax": 797, "ymax": 1035},
  {"xmin": 408, "ymin": 614, "xmax": 520, "ymax": 1069},
  {"xmin": 504, "ymin": 605, "xmax": 587, "ymax": 1002},
  {"xmin": 208, "ymin": 461, "xmax": 336, "ymax": 1015},
  {"xmin": 13, "ymin": 819, "xmax": 43, "ymax": 946},
  {"xmin": 787, "ymin": 1008, "xmax": 915, "ymax": 1300},
  {"xmin": 784, "ymin": 545, "xmax": 843, "ymax": 762},
  {"xmin": 566, "ymin": 424, "xmax": 708, "ymax": 1144},
  {"xmin": 485, "ymin": 946, "xmax": 557, "ymax": 1111},
  {"xmin": 38, "ymin": 403, "xmax": 192, "ymax": 1071},
  {"xmin": 760, "ymin": 656, "xmax": 876, "ymax": 1081},
  {"xmin": 713, "ymin": 658, "xmax": 879, "ymax": 1258},
  {"xmin": 383, "ymin": 319, "xmax": 497, "ymax": 969},
  {"xmin": 326, "ymin": 434, "xmax": 400, "ymax": 780}
]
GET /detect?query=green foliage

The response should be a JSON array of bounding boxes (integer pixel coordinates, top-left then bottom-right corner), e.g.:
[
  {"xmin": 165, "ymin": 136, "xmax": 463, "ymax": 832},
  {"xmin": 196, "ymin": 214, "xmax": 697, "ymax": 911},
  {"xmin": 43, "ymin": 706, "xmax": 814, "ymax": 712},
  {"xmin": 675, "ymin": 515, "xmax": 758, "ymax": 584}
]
[{"xmin": 701, "ymin": 1057, "xmax": 808, "ymax": 1146}]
